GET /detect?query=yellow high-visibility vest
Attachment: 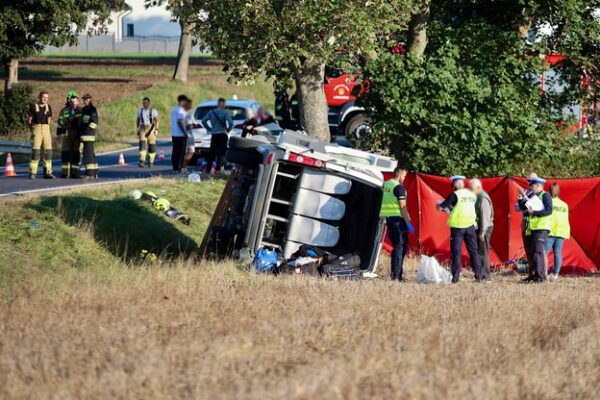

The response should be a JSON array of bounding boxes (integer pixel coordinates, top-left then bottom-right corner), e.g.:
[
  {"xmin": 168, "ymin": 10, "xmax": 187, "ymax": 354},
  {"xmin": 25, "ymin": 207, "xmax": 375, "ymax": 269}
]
[
  {"xmin": 549, "ymin": 197, "xmax": 570, "ymax": 239},
  {"xmin": 529, "ymin": 191, "xmax": 552, "ymax": 231},
  {"xmin": 447, "ymin": 188, "xmax": 477, "ymax": 228},
  {"xmin": 380, "ymin": 179, "xmax": 402, "ymax": 217}
]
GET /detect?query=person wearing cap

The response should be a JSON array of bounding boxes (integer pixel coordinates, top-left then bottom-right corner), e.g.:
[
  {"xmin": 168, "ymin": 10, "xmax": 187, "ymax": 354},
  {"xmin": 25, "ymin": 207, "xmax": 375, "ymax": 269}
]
[
  {"xmin": 170, "ymin": 94, "xmax": 190, "ymax": 174},
  {"xmin": 545, "ymin": 183, "xmax": 570, "ymax": 280},
  {"xmin": 136, "ymin": 97, "xmax": 159, "ymax": 168},
  {"xmin": 469, "ymin": 178, "xmax": 494, "ymax": 281},
  {"xmin": 27, "ymin": 90, "xmax": 54, "ymax": 179},
  {"xmin": 516, "ymin": 172, "xmax": 548, "ymax": 281},
  {"xmin": 380, "ymin": 166, "xmax": 415, "ymax": 282},
  {"xmin": 436, "ymin": 175, "xmax": 483, "ymax": 283},
  {"xmin": 517, "ymin": 177, "xmax": 552, "ymax": 282},
  {"xmin": 56, "ymin": 91, "xmax": 82, "ymax": 178},
  {"xmin": 79, "ymin": 93, "xmax": 99, "ymax": 179}
]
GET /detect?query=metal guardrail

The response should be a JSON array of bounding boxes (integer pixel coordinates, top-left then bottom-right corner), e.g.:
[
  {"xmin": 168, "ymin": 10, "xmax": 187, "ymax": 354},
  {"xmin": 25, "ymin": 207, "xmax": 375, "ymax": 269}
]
[{"xmin": 0, "ymin": 141, "xmax": 31, "ymax": 154}]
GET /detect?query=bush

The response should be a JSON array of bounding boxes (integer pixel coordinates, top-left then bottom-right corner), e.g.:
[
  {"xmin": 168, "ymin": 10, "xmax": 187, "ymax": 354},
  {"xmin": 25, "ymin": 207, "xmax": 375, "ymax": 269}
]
[{"xmin": 0, "ymin": 83, "xmax": 33, "ymax": 136}]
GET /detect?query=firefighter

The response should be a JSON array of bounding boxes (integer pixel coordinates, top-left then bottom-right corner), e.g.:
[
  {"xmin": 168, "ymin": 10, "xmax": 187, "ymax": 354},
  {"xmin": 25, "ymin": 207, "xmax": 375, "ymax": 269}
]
[
  {"xmin": 79, "ymin": 93, "xmax": 99, "ymax": 179},
  {"xmin": 517, "ymin": 177, "xmax": 552, "ymax": 282},
  {"xmin": 56, "ymin": 91, "xmax": 82, "ymax": 178},
  {"xmin": 290, "ymin": 92, "xmax": 300, "ymax": 130},
  {"xmin": 436, "ymin": 175, "xmax": 483, "ymax": 283},
  {"xmin": 380, "ymin": 166, "xmax": 415, "ymax": 281},
  {"xmin": 27, "ymin": 90, "xmax": 54, "ymax": 179},
  {"xmin": 274, "ymin": 91, "xmax": 291, "ymax": 129},
  {"xmin": 136, "ymin": 97, "xmax": 159, "ymax": 168}
]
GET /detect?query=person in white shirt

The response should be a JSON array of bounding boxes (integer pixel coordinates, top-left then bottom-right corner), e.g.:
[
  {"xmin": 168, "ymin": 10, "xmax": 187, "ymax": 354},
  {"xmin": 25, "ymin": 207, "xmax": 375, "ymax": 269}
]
[
  {"xmin": 170, "ymin": 95, "xmax": 189, "ymax": 173},
  {"xmin": 136, "ymin": 97, "xmax": 159, "ymax": 168},
  {"xmin": 182, "ymin": 98, "xmax": 197, "ymax": 172}
]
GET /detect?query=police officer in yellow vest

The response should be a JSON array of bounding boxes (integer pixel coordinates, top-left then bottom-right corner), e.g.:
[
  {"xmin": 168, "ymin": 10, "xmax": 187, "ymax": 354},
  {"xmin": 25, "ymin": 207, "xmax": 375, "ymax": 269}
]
[
  {"xmin": 517, "ymin": 177, "xmax": 553, "ymax": 282},
  {"xmin": 436, "ymin": 175, "xmax": 483, "ymax": 283},
  {"xmin": 545, "ymin": 183, "xmax": 569, "ymax": 280},
  {"xmin": 380, "ymin": 166, "xmax": 415, "ymax": 281}
]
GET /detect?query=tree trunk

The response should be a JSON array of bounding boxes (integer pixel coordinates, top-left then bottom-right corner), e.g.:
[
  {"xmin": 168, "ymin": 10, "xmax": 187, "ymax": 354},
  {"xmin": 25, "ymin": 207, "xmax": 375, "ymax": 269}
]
[
  {"xmin": 407, "ymin": 1, "xmax": 431, "ymax": 58},
  {"xmin": 4, "ymin": 59, "xmax": 19, "ymax": 93},
  {"xmin": 294, "ymin": 58, "xmax": 330, "ymax": 142},
  {"xmin": 173, "ymin": 20, "xmax": 193, "ymax": 82}
]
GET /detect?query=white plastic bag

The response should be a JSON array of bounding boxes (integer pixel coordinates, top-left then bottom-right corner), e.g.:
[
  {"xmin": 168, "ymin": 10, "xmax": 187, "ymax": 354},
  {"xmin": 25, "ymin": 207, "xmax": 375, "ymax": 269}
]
[{"xmin": 417, "ymin": 255, "xmax": 452, "ymax": 284}]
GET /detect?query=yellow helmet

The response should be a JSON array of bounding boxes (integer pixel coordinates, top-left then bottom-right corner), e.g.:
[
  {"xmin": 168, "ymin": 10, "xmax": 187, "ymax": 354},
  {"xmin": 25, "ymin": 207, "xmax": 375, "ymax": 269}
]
[{"xmin": 153, "ymin": 198, "xmax": 170, "ymax": 212}]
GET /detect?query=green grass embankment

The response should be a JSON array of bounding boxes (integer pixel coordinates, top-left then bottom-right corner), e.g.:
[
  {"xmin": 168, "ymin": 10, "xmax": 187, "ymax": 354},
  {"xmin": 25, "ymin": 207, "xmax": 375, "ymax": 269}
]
[{"xmin": 0, "ymin": 177, "xmax": 225, "ymax": 296}]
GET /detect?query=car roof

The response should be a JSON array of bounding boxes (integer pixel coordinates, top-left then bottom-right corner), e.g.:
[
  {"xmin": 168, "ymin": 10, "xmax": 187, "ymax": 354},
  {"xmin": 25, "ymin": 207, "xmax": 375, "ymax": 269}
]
[{"xmin": 196, "ymin": 99, "xmax": 257, "ymax": 108}]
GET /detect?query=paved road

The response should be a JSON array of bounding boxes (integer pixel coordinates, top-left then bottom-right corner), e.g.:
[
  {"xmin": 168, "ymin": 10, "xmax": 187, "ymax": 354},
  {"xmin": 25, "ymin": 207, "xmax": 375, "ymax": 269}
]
[{"xmin": 0, "ymin": 141, "xmax": 178, "ymax": 197}]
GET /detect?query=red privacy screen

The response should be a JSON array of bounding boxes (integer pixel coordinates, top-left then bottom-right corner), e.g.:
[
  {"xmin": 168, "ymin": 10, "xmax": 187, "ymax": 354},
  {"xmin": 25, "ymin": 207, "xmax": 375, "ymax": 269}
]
[{"xmin": 382, "ymin": 173, "xmax": 600, "ymax": 275}]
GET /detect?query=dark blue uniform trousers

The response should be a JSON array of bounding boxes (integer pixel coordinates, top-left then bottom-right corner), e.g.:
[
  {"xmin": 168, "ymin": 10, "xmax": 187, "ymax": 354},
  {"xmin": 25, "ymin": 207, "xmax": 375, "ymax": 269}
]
[
  {"xmin": 386, "ymin": 217, "xmax": 408, "ymax": 280},
  {"xmin": 450, "ymin": 225, "xmax": 483, "ymax": 283}
]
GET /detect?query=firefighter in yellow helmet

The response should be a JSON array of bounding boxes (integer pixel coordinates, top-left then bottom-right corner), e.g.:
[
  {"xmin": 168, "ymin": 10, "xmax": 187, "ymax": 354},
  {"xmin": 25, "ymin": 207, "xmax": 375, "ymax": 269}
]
[
  {"xmin": 79, "ymin": 93, "xmax": 99, "ymax": 179},
  {"xmin": 56, "ymin": 91, "xmax": 82, "ymax": 178},
  {"xmin": 27, "ymin": 90, "xmax": 54, "ymax": 179}
]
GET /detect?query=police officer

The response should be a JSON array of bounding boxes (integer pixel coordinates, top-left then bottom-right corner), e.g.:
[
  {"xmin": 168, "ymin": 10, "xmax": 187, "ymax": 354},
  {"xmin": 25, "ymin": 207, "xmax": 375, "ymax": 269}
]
[
  {"xmin": 436, "ymin": 175, "xmax": 483, "ymax": 283},
  {"xmin": 274, "ymin": 91, "xmax": 291, "ymax": 129},
  {"xmin": 546, "ymin": 183, "xmax": 570, "ymax": 280},
  {"xmin": 136, "ymin": 97, "xmax": 159, "ymax": 168},
  {"xmin": 56, "ymin": 91, "xmax": 82, "ymax": 178},
  {"xmin": 79, "ymin": 93, "xmax": 99, "ymax": 179},
  {"xmin": 518, "ymin": 177, "xmax": 553, "ymax": 282},
  {"xmin": 27, "ymin": 90, "xmax": 54, "ymax": 179},
  {"xmin": 380, "ymin": 166, "xmax": 415, "ymax": 281}
]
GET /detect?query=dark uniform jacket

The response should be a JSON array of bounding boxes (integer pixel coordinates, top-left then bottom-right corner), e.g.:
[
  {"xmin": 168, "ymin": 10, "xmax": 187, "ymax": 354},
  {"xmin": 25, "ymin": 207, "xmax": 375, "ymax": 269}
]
[{"xmin": 79, "ymin": 104, "xmax": 98, "ymax": 141}]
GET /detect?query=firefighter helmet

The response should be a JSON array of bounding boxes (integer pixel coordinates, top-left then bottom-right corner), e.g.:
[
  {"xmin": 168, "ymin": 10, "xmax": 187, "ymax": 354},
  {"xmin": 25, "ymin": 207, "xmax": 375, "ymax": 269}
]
[{"xmin": 153, "ymin": 198, "xmax": 170, "ymax": 212}]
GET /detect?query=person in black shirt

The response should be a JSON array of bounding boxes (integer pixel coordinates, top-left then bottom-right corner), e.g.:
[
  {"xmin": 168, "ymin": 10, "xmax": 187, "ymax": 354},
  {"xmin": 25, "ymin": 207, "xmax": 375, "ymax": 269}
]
[{"xmin": 27, "ymin": 90, "xmax": 54, "ymax": 179}]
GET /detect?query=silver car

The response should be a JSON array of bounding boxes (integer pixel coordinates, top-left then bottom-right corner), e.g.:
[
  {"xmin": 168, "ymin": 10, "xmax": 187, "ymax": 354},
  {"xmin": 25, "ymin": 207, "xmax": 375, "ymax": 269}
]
[{"xmin": 191, "ymin": 99, "xmax": 261, "ymax": 156}]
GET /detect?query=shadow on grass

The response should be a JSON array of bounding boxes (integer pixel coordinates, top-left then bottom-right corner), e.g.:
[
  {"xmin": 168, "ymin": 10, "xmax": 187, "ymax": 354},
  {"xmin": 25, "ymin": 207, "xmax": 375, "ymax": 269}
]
[{"xmin": 29, "ymin": 195, "xmax": 198, "ymax": 263}]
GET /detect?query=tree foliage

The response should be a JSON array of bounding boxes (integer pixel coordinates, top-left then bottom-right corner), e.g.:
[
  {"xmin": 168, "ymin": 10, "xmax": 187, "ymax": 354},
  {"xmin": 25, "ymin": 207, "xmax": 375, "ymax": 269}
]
[
  {"xmin": 362, "ymin": 0, "xmax": 600, "ymax": 177},
  {"xmin": 190, "ymin": 0, "xmax": 420, "ymax": 140},
  {"xmin": 0, "ymin": 0, "xmax": 124, "ymax": 88}
]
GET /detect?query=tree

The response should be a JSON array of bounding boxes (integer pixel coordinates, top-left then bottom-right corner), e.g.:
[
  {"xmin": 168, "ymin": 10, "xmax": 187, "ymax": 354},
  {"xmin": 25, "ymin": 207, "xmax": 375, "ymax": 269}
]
[
  {"xmin": 146, "ymin": 0, "xmax": 198, "ymax": 82},
  {"xmin": 361, "ymin": 0, "xmax": 600, "ymax": 177},
  {"xmin": 192, "ymin": 0, "xmax": 420, "ymax": 142},
  {"xmin": 0, "ymin": 0, "xmax": 124, "ymax": 92}
]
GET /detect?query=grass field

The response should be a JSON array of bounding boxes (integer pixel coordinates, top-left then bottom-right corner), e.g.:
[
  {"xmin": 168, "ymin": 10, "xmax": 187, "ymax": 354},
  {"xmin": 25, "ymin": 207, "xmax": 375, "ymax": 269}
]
[{"xmin": 1, "ymin": 179, "xmax": 600, "ymax": 399}]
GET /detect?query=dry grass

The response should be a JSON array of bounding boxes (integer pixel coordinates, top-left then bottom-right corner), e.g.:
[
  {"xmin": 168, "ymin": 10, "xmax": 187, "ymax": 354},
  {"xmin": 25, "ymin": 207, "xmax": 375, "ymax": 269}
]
[{"xmin": 1, "ymin": 257, "xmax": 600, "ymax": 400}]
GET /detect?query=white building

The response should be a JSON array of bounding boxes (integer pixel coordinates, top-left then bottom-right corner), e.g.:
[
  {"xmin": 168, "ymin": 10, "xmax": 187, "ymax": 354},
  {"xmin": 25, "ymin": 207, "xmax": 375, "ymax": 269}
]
[{"xmin": 104, "ymin": 0, "xmax": 181, "ymax": 41}]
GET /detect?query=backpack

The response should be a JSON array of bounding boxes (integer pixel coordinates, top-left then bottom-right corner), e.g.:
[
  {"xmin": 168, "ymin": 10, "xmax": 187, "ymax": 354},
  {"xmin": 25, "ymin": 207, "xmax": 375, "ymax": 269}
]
[{"xmin": 252, "ymin": 248, "xmax": 278, "ymax": 273}]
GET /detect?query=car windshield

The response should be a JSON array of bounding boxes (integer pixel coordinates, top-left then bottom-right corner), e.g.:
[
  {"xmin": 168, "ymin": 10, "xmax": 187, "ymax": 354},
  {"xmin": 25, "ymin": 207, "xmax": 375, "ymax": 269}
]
[{"xmin": 194, "ymin": 106, "xmax": 247, "ymax": 121}]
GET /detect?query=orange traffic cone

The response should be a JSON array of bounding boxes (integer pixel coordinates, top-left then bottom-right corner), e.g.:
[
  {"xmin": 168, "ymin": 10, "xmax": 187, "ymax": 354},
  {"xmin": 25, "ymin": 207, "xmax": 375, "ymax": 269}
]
[
  {"xmin": 117, "ymin": 152, "xmax": 127, "ymax": 166},
  {"xmin": 158, "ymin": 150, "xmax": 166, "ymax": 161},
  {"xmin": 4, "ymin": 152, "xmax": 17, "ymax": 177}
]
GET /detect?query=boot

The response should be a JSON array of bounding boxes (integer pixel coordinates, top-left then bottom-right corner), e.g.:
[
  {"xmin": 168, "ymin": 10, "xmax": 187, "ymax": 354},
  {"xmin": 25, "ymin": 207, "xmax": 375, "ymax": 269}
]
[
  {"xmin": 29, "ymin": 173, "xmax": 36, "ymax": 180},
  {"xmin": 139, "ymin": 161, "xmax": 146, "ymax": 168},
  {"xmin": 148, "ymin": 162, "xmax": 154, "ymax": 168},
  {"xmin": 44, "ymin": 173, "xmax": 56, "ymax": 179}
]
